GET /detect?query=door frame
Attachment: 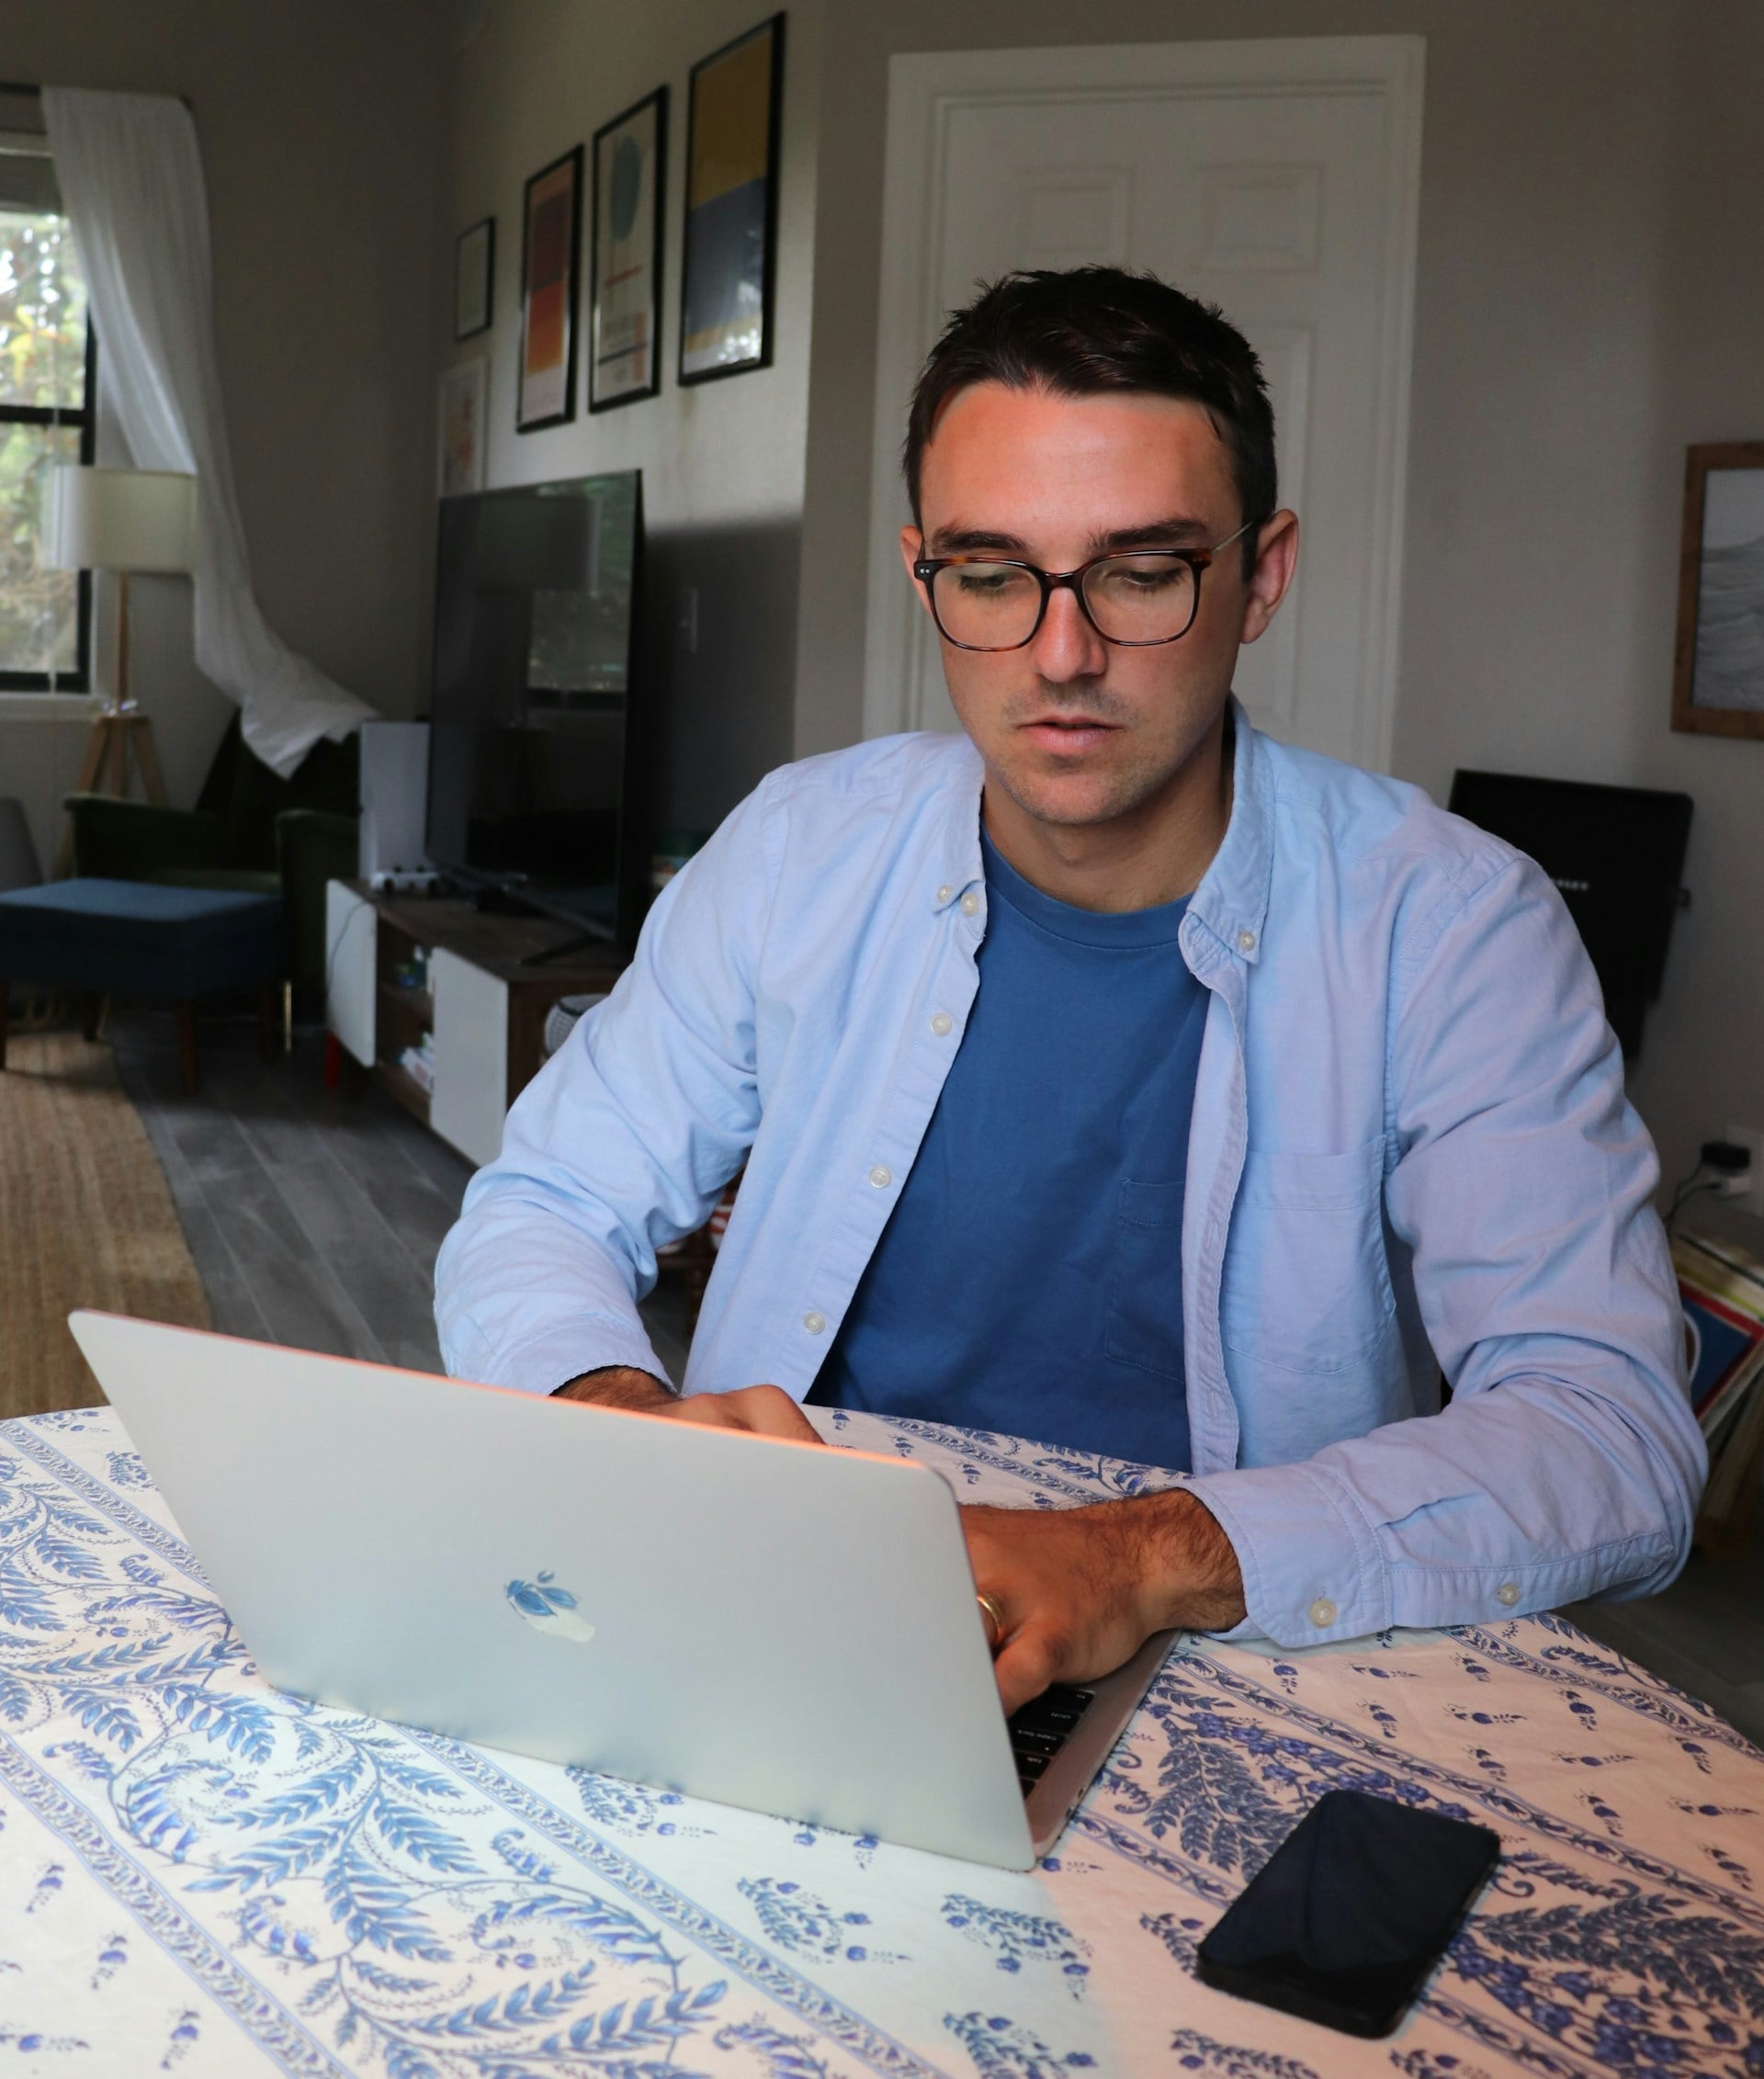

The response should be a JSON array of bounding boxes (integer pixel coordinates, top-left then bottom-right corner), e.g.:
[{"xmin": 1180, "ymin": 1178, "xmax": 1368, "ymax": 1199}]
[{"xmin": 860, "ymin": 35, "xmax": 1425, "ymax": 770}]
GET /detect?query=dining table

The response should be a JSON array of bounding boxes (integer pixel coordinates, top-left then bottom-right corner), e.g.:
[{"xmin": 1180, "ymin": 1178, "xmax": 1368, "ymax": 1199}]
[{"xmin": 2, "ymin": 1397, "xmax": 1760, "ymax": 2078}]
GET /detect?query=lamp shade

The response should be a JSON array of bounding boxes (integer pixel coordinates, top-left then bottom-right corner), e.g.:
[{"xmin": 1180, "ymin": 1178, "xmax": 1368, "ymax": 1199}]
[{"xmin": 44, "ymin": 466, "xmax": 196, "ymax": 574}]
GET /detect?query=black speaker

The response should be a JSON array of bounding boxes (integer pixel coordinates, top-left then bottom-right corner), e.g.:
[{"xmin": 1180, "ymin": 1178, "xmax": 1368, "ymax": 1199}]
[{"xmin": 1447, "ymin": 770, "xmax": 1692, "ymax": 1057}]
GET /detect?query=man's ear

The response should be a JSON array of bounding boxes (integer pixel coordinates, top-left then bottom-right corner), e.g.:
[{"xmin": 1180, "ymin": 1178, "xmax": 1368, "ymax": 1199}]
[
  {"xmin": 1239, "ymin": 510, "xmax": 1300, "ymax": 647},
  {"xmin": 899, "ymin": 525, "xmax": 935, "ymax": 619}
]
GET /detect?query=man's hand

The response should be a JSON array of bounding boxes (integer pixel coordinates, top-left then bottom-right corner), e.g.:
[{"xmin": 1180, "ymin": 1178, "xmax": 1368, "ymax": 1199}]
[
  {"xmin": 964, "ymin": 1487, "xmax": 1246, "ymax": 1714},
  {"xmin": 553, "ymin": 1366, "xmax": 823, "ymax": 1444}
]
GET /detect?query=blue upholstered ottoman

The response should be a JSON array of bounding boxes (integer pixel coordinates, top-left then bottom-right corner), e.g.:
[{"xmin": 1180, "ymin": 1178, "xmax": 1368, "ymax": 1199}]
[{"xmin": 0, "ymin": 877, "xmax": 285, "ymax": 1093}]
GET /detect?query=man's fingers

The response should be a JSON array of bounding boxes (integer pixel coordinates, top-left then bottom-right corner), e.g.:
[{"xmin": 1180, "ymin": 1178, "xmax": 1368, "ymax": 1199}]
[
  {"xmin": 666, "ymin": 1395, "xmax": 754, "ymax": 1433},
  {"xmin": 667, "ymin": 1384, "xmax": 824, "ymax": 1444},
  {"xmin": 728, "ymin": 1384, "xmax": 825, "ymax": 1443},
  {"xmin": 992, "ymin": 1628, "xmax": 1058, "ymax": 1717}
]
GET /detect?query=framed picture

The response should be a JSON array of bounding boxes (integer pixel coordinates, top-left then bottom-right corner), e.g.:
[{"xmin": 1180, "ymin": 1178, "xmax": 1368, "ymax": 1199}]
[
  {"xmin": 679, "ymin": 13, "xmax": 784, "ymax": 385},
  {"xmin": 454, "ymin": 216, "xmax": 493, "ymax": 341},
  {"xmin": 590, "ymin": 88, "xmax": 666, "ymax": 412},
  {"xmin": 517, "ymin": 145, "xmax": 582, "ymax": 432},
  {"xmin": 1673, "ymin": 442, "xmax": 1764, "ymax": 739},
  {"xmin": 437, "ymin": 357, "xmax": 488, "ymax": 497}
]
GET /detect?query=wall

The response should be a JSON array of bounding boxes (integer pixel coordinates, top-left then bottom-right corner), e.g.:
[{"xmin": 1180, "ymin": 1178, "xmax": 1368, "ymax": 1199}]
[
  {"xmin": 445, "ymin": 0, "xmax": 822, "ymax": 832},
  {"xmin": 0, "ymin": 0, "xmax": 447, "ymax": 872},
  {"xmin": 792, "ymin": 0, "xmax": 1764, "ymax": 1237}
]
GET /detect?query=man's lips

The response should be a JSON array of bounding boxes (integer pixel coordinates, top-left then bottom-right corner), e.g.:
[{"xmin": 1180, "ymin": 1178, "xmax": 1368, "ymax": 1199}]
[{"xmin": 1017, "ymin": 715, "xmax": 1122, "ymax": 751}]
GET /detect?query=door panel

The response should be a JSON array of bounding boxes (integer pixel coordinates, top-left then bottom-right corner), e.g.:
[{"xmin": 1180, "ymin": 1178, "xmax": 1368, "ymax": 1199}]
[{"xmin": 865, "ymin": 39, "xmax": 1422, "ymax": 770}]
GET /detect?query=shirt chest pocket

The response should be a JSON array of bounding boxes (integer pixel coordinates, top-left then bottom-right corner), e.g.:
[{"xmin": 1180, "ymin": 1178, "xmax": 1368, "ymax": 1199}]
[{"xmin": 1219, "ymin": 1138, "xmax": 1396, "ymax": 1374}]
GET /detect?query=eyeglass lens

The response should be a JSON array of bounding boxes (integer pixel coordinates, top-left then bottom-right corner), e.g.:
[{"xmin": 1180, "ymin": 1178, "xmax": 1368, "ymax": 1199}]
[{"xmin": 929, "ymin": 553, "xmax": 1199, "ymax": 650}]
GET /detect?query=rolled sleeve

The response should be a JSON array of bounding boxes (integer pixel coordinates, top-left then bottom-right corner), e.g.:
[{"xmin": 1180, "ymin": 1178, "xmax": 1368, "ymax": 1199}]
[{"xmin": 434, "ymin": 778, "xmax": 779, "ymax": 1392}]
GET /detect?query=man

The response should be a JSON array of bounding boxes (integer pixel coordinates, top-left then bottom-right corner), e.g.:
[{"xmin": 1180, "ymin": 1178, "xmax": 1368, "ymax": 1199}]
[{"xmin": 436, "ymin": 267, "xmax": 1702, "ymax": 1715}]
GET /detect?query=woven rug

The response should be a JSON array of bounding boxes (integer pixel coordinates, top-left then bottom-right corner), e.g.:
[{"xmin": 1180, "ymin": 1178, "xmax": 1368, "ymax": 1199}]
[{"xmin": 0, "ymin": 1032, "xmax": 209, "ymax": 1417}]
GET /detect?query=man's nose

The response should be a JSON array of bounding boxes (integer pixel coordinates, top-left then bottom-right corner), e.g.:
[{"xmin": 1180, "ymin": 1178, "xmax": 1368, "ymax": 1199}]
[{"xmin": 1027, "ymin": 581, "xmax": 1109, "ymax": 683}]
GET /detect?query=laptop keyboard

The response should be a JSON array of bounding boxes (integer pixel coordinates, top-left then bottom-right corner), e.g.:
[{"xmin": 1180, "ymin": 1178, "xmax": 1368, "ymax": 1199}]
[{"xmin": 1007, "ymin": 1682, "xmax": 1095, "ymax": 1797}]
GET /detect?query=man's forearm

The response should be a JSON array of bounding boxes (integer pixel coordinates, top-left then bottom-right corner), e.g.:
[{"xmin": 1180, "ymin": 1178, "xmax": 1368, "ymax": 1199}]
[{"xmin": 553, "ymin": 1364, "xmax": 677, "ymax": 1411}]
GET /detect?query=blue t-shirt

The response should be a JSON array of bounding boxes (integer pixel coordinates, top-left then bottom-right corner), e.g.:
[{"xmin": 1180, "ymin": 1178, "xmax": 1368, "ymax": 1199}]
[{"xmin": 808, "ymin": 829, "xmax": 1206, "ymax": 1469}]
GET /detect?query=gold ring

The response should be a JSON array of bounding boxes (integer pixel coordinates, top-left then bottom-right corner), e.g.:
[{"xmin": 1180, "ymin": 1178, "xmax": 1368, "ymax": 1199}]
[{"xmin": 976, "ymin": 1590, "xmax": 1006, "ymax": 1652}]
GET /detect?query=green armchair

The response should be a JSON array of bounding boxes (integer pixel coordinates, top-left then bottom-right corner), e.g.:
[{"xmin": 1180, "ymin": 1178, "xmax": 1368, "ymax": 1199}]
[{"xmin": 64, "ymin": 714, "xmax": 360, "ymax": 1000}]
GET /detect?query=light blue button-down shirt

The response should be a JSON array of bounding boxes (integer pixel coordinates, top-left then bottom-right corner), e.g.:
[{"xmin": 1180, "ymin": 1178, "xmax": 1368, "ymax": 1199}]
[{"xmin": 435, "ymin": 706, "xmax": 1704, "ymax": 1646}]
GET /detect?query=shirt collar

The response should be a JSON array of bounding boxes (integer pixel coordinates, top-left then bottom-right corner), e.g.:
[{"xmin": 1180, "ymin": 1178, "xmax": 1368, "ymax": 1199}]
[
  {"xmin": 932, "ymin": 734, "xmax": 986, "ymax": 910},
  {"xmin": 928, "ymin": 697, "xmax": 1271, "ymax": 960},
  {"xmin": 1187, "ymin": 697, "xmax": 1272, "ymax": 964}
]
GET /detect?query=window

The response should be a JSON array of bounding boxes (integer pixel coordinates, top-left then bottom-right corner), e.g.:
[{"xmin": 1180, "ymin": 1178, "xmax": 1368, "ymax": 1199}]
[{"xmin": 0, "ymin": 116, "xmax": 94, "ymax": 692}]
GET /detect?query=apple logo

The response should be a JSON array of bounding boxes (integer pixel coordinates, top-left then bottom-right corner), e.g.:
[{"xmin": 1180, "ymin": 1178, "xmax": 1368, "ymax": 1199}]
[{"xmin": 505, "ymin": 1571, "xmax": 596, "ymax": 1644}]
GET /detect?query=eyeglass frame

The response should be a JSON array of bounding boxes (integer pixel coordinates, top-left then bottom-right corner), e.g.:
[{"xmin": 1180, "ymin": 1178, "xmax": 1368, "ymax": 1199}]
[{"xmin": 910, "ymin": 516, "xmax": 1262, "ymax": 652}]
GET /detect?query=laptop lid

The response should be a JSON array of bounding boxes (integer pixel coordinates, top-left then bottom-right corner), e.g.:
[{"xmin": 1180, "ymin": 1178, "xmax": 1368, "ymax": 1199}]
[{"xmin": 68, "ymin": 1312, "xmax": 1036, "ymax": 1869}]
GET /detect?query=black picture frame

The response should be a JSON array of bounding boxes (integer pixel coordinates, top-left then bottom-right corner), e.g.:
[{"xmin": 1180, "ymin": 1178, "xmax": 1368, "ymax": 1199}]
[
  {"xmin": 516, "ymin": 145, "xmax": 582, "ymax": 433},
  {"xmin": 454, "ymin": 215, "xmax": 494, "ymax": 341},
  {"xmin": 590, "ymin": 87, "xmax": 667, "ymax": 412},
  {"xmin": 679, "ymin": 13, "xmax": 785, "ymax": 387}
]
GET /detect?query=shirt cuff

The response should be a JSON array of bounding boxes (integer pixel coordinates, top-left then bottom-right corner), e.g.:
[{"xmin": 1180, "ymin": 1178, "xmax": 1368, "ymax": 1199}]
[
  {"xmin": 1182, "ymin": 1462, "xmax": 1388, "ymax": 1646},
  {"xmin": 470, "ymin": 1320, "xmax": 673, "ymax": 1398}
]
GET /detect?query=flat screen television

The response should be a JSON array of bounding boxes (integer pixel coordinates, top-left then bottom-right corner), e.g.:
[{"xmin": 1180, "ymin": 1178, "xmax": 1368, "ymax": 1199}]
[{"xmin": 426, "ymin": 469, "xmax": 649, "ymax": 950}]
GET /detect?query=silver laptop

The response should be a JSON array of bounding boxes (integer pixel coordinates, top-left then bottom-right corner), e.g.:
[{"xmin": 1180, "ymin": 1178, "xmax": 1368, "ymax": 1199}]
[{"xmin": 69, "ymin": 1311, "xmax": 1171, "ymax": 1870}]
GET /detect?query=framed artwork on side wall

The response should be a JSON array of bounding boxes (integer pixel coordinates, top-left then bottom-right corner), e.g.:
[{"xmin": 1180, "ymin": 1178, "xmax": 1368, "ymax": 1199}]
[
  {"xmin": 591, "ymin": 88, "xmax": 666, "ymax": 411},
  {"xmin": 517, "ymin": 146, "xmax": 582, "ymax": 432},
  {"xmin": 455, "ymin": 217, "xmax": 493, "ymax": 340},
  {"xmin": 437, "ymin": 357, "xmax": 488, "ymax": 497},
  {"xmin": 1674, "ymin": 441, "xmax": 1764, "ymax": 738},
  {"xmin": 680, "ymin": 13, "xmax": 784, "ymax": 384}
]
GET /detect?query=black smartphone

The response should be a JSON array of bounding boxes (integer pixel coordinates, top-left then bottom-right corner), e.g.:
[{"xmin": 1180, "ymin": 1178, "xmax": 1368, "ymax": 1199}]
[{"xmin": 1194, "ymin": 1789, "xmax": 1500, "ymax": 2038}]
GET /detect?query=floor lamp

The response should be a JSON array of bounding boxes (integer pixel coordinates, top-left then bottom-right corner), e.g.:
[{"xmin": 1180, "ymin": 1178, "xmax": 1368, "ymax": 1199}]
[{"xmin": 45, "ymin": 466, "xmax": 198, "ymax": 875}]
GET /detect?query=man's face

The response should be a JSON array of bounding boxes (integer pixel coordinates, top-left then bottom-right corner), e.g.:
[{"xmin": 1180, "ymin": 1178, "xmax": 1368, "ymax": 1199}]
[{"xmin": 901, "ymin": 381, "xmax": 1291, "ymax": 833}]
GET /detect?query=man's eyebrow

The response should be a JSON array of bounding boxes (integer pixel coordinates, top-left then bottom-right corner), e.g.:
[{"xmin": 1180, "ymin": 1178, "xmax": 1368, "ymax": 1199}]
[
  {"xmin": 926, "ymin": 525, "xmax": 1030, "ymax": 555},
  {"xmin": 925, "ymin": 515, "xmax": 1218, "ymax": 558},
  {"xmin": 1091, "ymin": 515, "xmax": 1215, "ymax": 551}
]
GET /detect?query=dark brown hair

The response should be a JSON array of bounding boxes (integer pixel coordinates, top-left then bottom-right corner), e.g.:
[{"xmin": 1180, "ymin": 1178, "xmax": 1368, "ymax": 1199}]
[{"xmin": 904, "ymin": 266, "xmax": 1275, "ymax": 571}]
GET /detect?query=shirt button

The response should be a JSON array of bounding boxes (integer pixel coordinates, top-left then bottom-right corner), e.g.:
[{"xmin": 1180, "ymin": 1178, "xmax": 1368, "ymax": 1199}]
[
  {"xmin": 930, "ymin": 1011, "xmax": 953, "ymax": 1036},
  {"xmin": 960, "ymin": 892, "xmax": 980, "ymax": 917},
  {"xmin": 803, "ymin": 1311, "xmax": 826, "ymax": 1335},
  {"xmin": 1497, "ymin": 1582, "xmax": 1520, "ymax": 1607},
  {"xmin": 868, "ymin": 1166, "xmax": 892, "ymax": 1189},
  {"xmin": 936, "ymin": 884, "xmax": 954, "ymax": 904},
  {"xmin": 1307, "ymin": 1597, "xmax": 1337, "ymax": 1628},
  {"xmin": 1238, "ymin": 928, "xmax": 1257, "ymax": 953}
]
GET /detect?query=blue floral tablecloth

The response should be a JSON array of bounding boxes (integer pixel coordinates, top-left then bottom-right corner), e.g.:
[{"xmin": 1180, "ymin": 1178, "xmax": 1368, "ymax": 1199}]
[{"xmin": 3, "ymin": 1404, "xmax": 1762, "ymax": 2078}]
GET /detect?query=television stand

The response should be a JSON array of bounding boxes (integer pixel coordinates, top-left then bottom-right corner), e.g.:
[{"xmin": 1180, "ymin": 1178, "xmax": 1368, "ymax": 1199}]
[{"xmin": 323, "ymin": 878, "xmax": 627, "ymax": 1167}]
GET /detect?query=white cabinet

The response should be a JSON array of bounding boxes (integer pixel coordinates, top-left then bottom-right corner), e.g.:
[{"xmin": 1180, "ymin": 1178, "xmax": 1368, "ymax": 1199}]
[
  {"xmin": 429, "ymin": 946, "xmax": 510, "ymax": 1169},
  {"xmin": 325, "ymin": 880, "xmax": 377, "ymax": 1068}
]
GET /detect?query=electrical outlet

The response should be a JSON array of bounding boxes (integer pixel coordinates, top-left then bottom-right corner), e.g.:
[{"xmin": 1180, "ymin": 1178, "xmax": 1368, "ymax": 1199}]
[{"xmin": 1724, "ymin": 1124, "xmax": 1764, "ymax": 1219}]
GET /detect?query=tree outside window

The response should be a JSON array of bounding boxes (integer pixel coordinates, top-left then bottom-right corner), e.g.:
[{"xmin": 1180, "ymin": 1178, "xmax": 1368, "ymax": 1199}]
[{"xmin": 0, "ymin": 198, "xmax": 94, "ymax": 689}]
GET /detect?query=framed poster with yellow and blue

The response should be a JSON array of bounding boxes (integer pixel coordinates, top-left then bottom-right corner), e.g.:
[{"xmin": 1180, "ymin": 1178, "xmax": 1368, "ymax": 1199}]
[
  {"xmin": 679, "ymin": 14, "xmax": 784, "ymax": 385},
  {"xmin": 590, "ymin": 87, "xmax": 666, "ymax": 412}
]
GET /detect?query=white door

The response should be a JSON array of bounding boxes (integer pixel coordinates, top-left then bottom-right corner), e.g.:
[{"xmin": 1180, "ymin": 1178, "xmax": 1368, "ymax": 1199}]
[{"xmin": 863, "ymin": 37, "xmax": 1423, "ymax": 770}]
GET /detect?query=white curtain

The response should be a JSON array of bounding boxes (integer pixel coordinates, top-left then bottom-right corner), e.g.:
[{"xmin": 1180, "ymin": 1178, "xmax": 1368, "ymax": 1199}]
[{"xmin": 42, "ymin": 87, "xmax": 374, "ymax": 777}]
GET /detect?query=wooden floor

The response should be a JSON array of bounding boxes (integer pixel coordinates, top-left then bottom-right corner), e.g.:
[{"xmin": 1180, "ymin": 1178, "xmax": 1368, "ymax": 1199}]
[
  {"xmin": 110, "ymin": 1010, "xmax": 1761, "ymax": 1746},
  {"xmin": 110, "ymin": 1011, "xmax": 692, "ymax": 1383}
]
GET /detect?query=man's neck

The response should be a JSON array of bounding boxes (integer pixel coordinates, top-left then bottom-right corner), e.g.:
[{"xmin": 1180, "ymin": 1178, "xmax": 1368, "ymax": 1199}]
[{"xmin": 981, "ymin": 708, "xmax": 1234, "ymax": 913}]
